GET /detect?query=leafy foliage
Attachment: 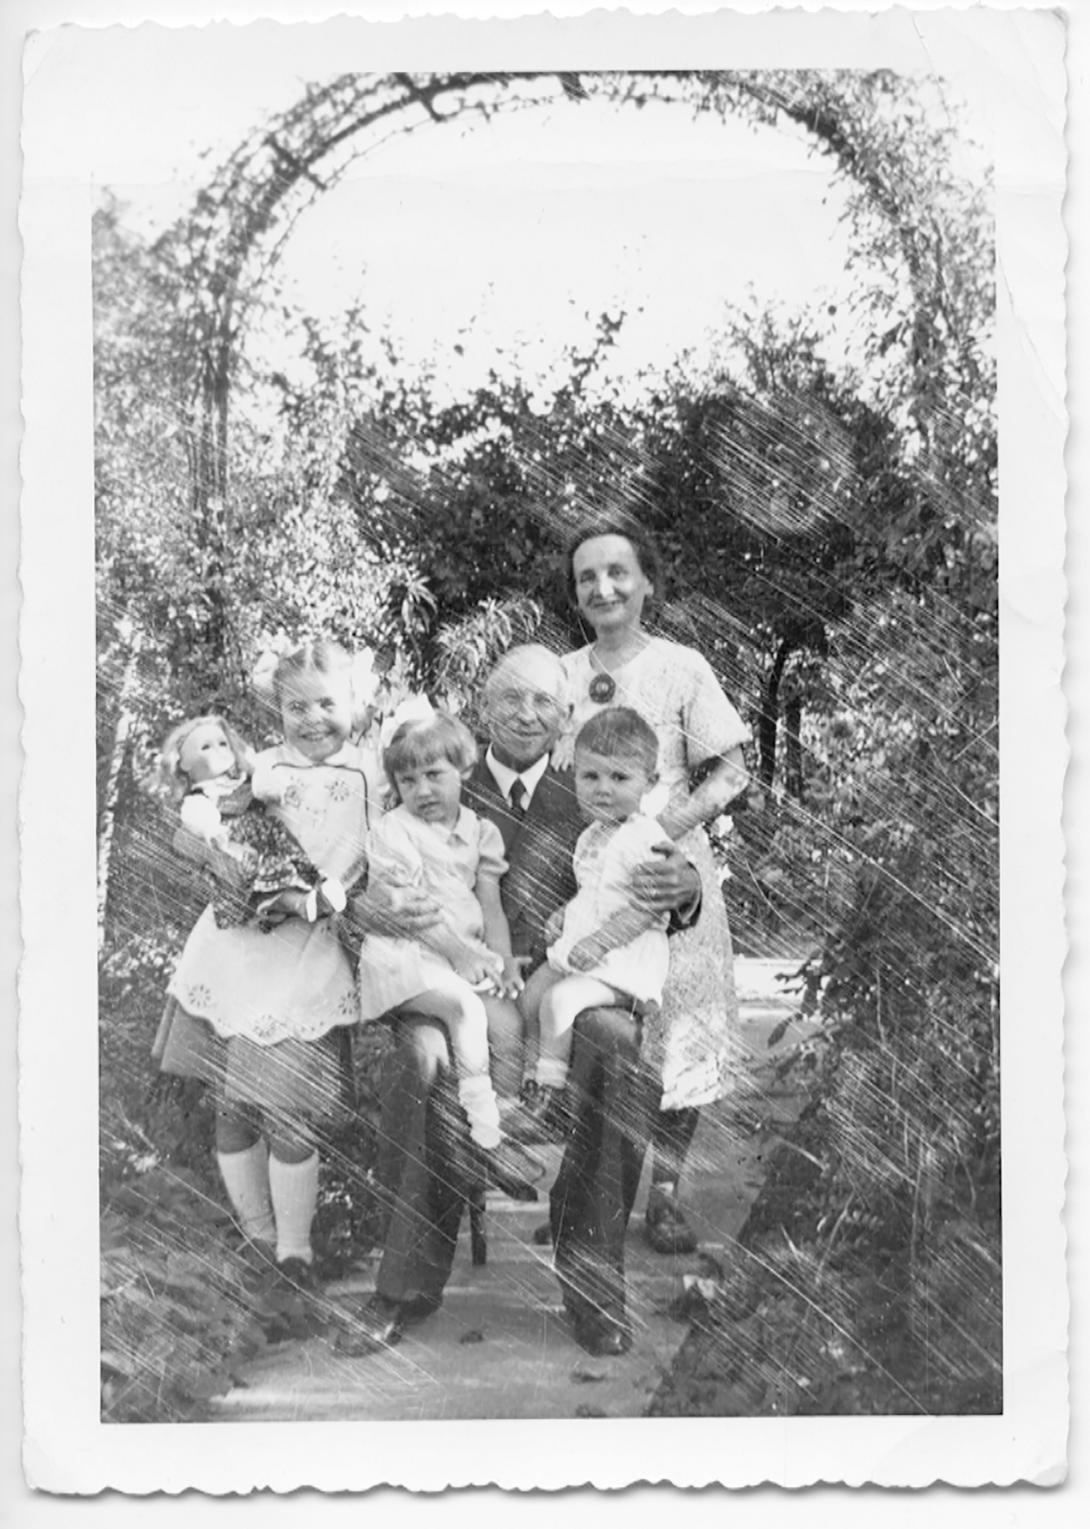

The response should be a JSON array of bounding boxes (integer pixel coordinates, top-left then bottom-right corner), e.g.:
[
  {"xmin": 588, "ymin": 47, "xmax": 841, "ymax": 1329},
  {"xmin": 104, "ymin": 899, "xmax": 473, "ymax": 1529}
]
[
  {"xmin": 95, "ymin": 68, "xmax": 998, "ymax": 1417},
  {"xmin": 100, "ymin": 1173, "xmax": 267, "ymax": 1423}
]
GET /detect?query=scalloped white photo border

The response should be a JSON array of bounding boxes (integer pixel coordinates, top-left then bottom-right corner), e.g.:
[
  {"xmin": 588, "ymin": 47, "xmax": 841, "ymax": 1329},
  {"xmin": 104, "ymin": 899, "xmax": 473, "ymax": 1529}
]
[{"xmin": 13, "ymin": 0, "xmax": 1071, "ymax": 1501}]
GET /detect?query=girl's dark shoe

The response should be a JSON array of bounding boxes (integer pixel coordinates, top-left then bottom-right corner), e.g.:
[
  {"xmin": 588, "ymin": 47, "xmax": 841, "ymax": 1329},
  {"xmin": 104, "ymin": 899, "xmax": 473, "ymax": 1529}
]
[
  {"xmin": 643, "ymin": 1193, "xmax": 699, "ymax": 1255},
  {"xmin": 478, "ymin": 1137, "xmax": 543, "ymax": 1202},
  {"xmin": 230, "ymin": 1238, "xmax": 277, "ymax": 1283},
  {"xmin": 275, "ymin": 1256, "xmax": 322, "ymax": 1293},
  {"xmin": 532, "ymin": 1221, "xmax": 553, "ymax": 1246}
]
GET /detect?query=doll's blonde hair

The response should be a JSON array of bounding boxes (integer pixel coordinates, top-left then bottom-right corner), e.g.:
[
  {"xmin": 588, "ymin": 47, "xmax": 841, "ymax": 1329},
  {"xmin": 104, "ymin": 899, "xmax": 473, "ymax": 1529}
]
[{"xmin": 156, "ymin": 714, "xmax": 253, "ymax": 805}]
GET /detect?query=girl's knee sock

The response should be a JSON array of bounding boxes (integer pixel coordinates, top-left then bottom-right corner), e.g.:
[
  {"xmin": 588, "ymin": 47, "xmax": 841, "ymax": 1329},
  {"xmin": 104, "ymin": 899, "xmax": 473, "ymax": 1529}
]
[
  {"xmin": 457, "ymin": 1074, "xmax": 502, "ymax": 1150},
  {"xmin": 216, "ymin": 1140, "xmax": 275, "ymax": 1246},
  {"xmin": 268, "ymin": 1150, "xmax": 319, "ymax": 1264}
]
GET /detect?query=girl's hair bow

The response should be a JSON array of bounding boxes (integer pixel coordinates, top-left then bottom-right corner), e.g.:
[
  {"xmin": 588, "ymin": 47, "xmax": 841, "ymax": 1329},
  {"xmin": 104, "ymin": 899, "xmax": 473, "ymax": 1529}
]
[{"xmin": 378, "ymin": 693, "xmax": 436, "ymax": 751}]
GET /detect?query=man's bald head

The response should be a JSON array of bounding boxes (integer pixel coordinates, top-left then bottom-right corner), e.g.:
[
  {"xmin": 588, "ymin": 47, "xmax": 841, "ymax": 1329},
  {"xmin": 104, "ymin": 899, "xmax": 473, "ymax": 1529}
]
[
  {"xmin": 484, "ymin": 644, "xmax": 567, "ymax": 705},
  {"xmin": 481, "ymin": 644, "xmax": 571, "ymax": 770}
]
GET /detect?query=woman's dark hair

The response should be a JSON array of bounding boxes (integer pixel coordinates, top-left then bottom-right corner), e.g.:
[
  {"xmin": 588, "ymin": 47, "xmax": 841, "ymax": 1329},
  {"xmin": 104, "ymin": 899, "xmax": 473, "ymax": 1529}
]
[{"xmin": 564, "ymin": 518, "xmax": 664, "ymax": 606}]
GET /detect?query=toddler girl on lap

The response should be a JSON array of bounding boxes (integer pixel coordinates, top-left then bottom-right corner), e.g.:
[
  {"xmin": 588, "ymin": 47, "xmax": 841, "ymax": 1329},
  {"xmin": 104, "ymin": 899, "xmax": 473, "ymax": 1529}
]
[{"xmin": 357, "ymin": 709, "xmax": 540, "ymax": 1201}]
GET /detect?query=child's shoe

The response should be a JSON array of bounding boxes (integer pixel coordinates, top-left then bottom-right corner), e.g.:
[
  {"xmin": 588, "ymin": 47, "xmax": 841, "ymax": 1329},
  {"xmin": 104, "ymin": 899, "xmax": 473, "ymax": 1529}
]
[
  {"xmin": 232, "ymin": 1238, "xmax": 277, "ymax": 1283},
  {"xmin": 274, "ymin": 1255, "xmax": 322, "ymax": 1294},
  {"xmin": 510, "ymin": 1079, "xmax": 572, "ymax": 1143}
]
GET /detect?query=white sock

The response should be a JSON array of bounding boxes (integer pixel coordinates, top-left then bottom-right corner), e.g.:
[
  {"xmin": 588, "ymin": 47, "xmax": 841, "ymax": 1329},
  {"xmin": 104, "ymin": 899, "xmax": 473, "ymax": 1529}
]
[
  {"xmin": 535, "ymin": 1057, "xmax": 570, "ymax": 1090},
  {"xmin": 216, "ymin": 1141, "xmax": 275, "ymax": 1246},
  {"xmin": 268, "ymin": 1151, "xmax": 319, "ymax": 1264},
  {"xmin": 458, "ymin": 1074, "xmax": 502, "ymax": 1150}
]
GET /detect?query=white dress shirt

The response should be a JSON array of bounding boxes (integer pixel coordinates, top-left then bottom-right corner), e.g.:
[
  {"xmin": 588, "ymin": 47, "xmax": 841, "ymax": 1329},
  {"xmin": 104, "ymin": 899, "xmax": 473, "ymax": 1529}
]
[{"xmin": 484, "ymin": 746, "xmax": 550, "ymax": 812}]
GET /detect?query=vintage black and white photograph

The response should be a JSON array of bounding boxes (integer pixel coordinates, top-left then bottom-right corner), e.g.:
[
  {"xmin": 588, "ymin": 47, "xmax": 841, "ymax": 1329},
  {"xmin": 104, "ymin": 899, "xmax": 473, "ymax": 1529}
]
[{"xmin": 16, "ymin": 0, "xmax": 1068, "ymax": 1496}]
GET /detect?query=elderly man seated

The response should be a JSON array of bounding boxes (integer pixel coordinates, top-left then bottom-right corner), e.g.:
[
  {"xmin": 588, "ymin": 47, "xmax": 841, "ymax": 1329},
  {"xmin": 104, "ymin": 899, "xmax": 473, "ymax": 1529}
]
[{"xmin": 349, "ymin": 644, "xmax": 701, "ymax": 1358}]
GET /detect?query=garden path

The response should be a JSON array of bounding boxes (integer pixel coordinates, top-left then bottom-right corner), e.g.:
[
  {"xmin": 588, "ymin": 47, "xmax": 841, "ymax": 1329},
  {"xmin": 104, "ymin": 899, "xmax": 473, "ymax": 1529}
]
[{"xmin": 209, "ymin": 958, "xmax": 815, "ymax": 1423}]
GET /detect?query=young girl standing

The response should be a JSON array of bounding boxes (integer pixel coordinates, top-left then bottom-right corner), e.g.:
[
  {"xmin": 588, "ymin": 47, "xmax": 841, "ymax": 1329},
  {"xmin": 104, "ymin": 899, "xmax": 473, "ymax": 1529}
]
[
  {"xmin": 158, "ymin": 639, "xmax": 381, "ymax": 1289},
  {"xmin": 357, "ymin": 710, "xmax": 540, "ymax": 1201},
  {"xmin": 155, "ymin": 712, "xmax": 344, "ymax": 929}
]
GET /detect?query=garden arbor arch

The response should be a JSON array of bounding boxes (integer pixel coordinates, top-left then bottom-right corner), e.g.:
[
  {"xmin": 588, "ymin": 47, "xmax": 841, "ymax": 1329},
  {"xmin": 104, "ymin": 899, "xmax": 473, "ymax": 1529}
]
[{"xmin": 153, "ymin": 69, "xmax": 991, "ymax": 663}]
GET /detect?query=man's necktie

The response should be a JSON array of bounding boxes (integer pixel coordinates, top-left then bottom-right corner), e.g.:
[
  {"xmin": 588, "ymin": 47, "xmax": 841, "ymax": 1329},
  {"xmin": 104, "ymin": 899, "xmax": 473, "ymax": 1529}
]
[{"xmin": 508, "ymin": 778, "xmax": 527, "ymax": 818}]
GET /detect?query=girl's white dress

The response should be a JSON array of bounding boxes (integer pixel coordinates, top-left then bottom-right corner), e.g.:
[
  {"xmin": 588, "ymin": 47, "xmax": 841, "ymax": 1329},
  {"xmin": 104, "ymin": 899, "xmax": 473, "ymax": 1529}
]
[
  {"xmin": 548, "ymin": 812, "xmax": 670, "ymax": 1004},
  {"xmin": 562, "ymin": 637, "xmax": 751, "ymax": 1110},
  {"xmin": 356, "ymin": 803, "xmax": 508, "ymax": 1022},
  {"xmin": 168, "ymin": 741, "xmax": 381, "ymax": 1045}
]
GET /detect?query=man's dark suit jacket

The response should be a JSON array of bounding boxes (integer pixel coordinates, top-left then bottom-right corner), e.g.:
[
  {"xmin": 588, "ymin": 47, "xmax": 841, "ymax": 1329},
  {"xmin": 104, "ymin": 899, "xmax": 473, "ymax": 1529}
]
[
  {"xmin": 464, "ymin": 755, "xmax": 703, "ymax": 974},
  {"xmin": 463, "ymin": 758, "xmax": 582, "ymax": 970}
]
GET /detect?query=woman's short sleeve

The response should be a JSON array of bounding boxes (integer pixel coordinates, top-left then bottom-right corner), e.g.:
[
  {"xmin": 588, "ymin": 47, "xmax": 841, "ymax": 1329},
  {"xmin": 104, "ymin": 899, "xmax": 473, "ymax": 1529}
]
[
  {"xmin": 681, "ymin": 649, "xmax": 751, "ymax": 768},
  {"xmin": 475, "ymin": 815, "xmax": 509, "ymax": 881}
]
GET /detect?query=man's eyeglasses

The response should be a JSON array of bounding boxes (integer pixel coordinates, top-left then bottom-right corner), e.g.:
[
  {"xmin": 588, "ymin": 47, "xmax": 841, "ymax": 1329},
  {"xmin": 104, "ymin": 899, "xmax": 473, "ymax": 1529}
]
[{"xmin": 489, "ymin": 689, "xmax": 565, "ymax": 720}]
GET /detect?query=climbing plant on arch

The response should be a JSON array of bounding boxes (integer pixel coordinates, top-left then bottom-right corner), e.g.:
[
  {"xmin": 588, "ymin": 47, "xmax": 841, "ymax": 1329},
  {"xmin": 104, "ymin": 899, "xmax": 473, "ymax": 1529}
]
[
  {"xmin": 141, "ymin": 67, "xmax": 992, "ymax": 668},
  {"xmin": 94, "ymin": 71, "xmax": 1001, "ymax": 1418}
]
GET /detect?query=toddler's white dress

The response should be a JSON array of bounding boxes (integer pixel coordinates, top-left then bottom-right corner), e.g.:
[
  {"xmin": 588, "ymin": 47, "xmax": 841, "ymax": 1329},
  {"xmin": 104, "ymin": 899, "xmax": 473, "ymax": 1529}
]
[{"xmin": 357, "ymin": 803, "xmax": 508, "ymax": 1022}]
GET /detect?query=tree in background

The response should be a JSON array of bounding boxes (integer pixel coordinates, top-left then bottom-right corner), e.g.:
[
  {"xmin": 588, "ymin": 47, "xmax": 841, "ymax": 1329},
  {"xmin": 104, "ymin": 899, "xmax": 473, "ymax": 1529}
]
[{"xmin": 95, "ymin": 66, "xmax": 999, "ymax": 1417}]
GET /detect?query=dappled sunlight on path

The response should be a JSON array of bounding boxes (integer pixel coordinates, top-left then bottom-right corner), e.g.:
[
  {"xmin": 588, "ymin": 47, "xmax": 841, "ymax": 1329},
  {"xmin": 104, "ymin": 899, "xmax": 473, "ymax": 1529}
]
[{"xmin": 210, "ymin": 959, "xmax": 814, "ymax": 1422}]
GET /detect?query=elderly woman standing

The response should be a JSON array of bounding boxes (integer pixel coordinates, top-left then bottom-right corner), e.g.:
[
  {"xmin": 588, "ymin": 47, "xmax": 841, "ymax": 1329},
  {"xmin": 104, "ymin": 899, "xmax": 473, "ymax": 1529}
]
[{"xmin": 560, "ymin": 522, "xmax": 750, "ymax": 1254}]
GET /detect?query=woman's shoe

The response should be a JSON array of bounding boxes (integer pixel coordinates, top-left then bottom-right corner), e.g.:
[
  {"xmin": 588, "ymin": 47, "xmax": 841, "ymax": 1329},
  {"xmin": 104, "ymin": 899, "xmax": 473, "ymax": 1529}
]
[
  {"xmin": 333, "ymin": 1293, "xmax": 405, "ymax": 1355},
  {"xmin": 477, "ymin": 1137, "xmax": 543, "ymax": 1202},
  {"xmin": 571, "ymin": 1311, "xmax": 632, "ymax": 1358},
  {"xmin": 643, "ymin": 1193, "xmax": 699, "ymax": 1255}
]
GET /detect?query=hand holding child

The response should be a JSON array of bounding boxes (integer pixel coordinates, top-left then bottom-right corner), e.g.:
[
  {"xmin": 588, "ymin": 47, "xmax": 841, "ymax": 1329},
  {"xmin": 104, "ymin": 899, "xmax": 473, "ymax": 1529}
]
[{"xmin": 630, "ymin": 841, "xmax": 699, "ymax": 913}]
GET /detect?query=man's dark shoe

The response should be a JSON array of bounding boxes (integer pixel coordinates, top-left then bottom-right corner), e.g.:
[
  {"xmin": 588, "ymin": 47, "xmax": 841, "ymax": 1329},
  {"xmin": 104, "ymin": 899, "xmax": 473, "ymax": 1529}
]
[
  {"xmin": 643, "ymin": 1193, "xmax": 699, "ymax": 1255},
  {"xmin": 532, "ymin": 1221, "xmax": 553, "ymax": 1246},
  {"xmin": 399, "ymin": 1293, "xmax": 443, "ymax": 1326},
  {"xmin": 333, "ymin": 1293, "xmax": 405, "ymax": 1355}
]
